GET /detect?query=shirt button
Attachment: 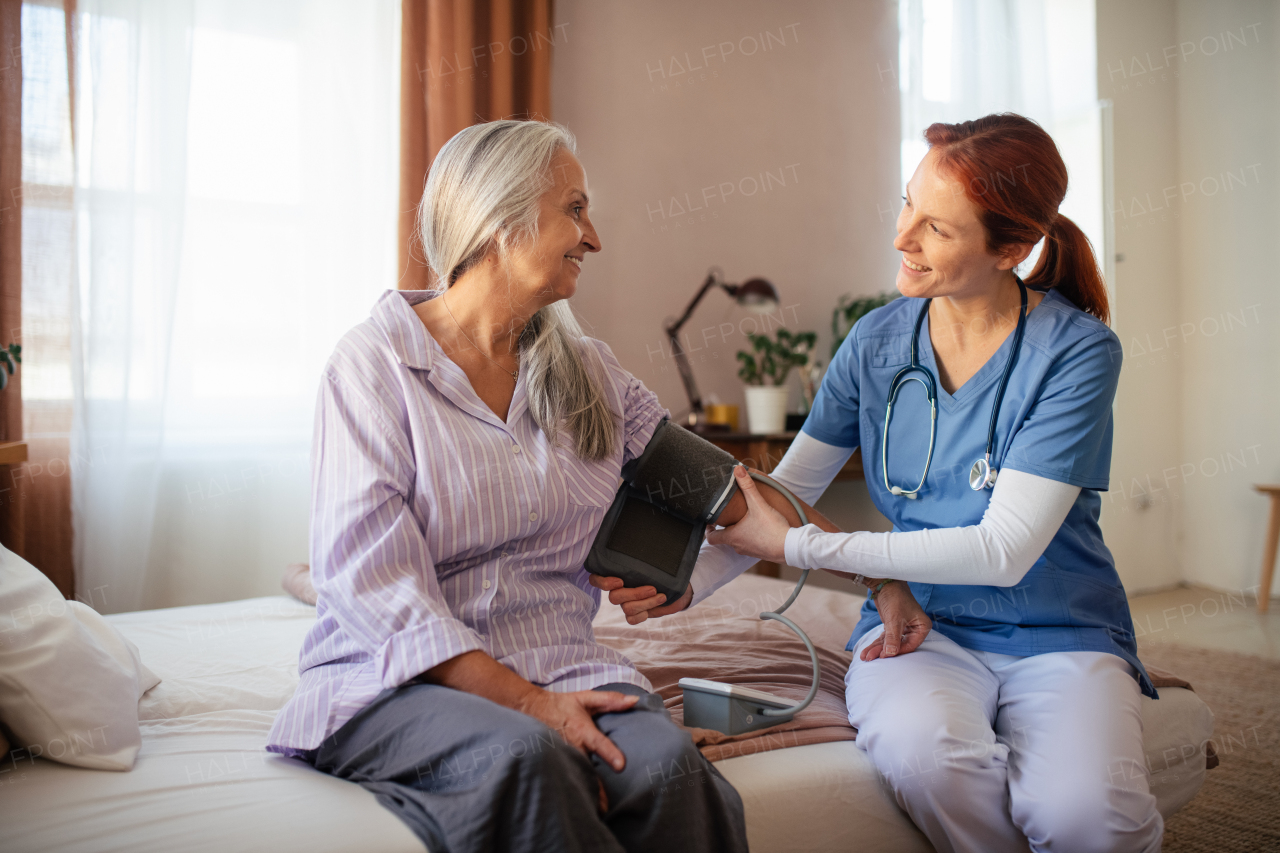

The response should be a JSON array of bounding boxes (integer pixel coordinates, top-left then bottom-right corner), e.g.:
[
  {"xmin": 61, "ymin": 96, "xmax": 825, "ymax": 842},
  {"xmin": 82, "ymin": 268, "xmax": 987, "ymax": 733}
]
[
  {"xmin": 529, "ymin": 511, "xmax": 538, "ymax": 522},
  {"xmin": 482, "ymin": 580, "xmax": 492, "ymax": 589},
  {"xmin": 512, "ymin": 445, "xmax": 521, "ymax": 454}
]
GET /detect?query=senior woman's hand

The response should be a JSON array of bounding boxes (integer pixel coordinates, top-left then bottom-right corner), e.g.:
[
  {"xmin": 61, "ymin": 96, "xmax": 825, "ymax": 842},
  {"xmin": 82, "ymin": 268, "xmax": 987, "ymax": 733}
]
[{"xmin": 588, "ymin": 575, "xmax": 693, "ymax": 624}]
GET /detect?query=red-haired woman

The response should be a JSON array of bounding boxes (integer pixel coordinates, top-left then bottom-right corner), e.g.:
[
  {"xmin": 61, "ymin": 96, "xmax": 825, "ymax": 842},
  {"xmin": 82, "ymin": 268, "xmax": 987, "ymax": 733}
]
[{"xmin": 625, "ymin": 114, "xmax": 1163, "ymax": 851}]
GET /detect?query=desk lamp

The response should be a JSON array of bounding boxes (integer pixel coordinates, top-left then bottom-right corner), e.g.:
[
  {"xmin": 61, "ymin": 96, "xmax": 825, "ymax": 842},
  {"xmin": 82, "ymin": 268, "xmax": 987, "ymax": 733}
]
[{"xmin": 664, "ymin": 269, "xmax": 779, "ymax": 432}]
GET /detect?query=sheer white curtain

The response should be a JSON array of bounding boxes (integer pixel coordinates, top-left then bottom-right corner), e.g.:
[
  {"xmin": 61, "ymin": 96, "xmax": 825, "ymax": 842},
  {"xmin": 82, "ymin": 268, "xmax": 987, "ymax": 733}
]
[
  {"xmin": 72, "ymin": 0, "xmax": 399, "ymax": 613},
  {"xmin": 898, "ymin": 0, "xmax": 1106, "ymax": 278}
]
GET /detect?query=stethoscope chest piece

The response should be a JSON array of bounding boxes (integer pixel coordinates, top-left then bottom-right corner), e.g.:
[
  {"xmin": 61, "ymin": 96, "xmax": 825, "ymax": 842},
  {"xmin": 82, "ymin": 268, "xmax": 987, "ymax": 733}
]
[{"xmin": 969, "ymin": 457, "xmax": 997, "ymax": 491}]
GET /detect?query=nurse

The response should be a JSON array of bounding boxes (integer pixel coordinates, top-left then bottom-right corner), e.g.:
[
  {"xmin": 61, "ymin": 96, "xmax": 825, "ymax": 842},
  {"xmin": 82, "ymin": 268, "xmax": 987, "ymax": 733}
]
[{"xmin": 610, "ymin": 113, "xmax": 1163, "ymax": 852}]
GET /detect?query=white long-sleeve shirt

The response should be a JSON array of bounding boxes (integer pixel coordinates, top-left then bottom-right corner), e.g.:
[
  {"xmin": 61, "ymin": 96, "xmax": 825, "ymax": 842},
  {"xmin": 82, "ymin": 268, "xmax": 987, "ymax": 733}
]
[{"xmin": 689, "ymin": 432, "xmax": 1079, "ymax": 606}]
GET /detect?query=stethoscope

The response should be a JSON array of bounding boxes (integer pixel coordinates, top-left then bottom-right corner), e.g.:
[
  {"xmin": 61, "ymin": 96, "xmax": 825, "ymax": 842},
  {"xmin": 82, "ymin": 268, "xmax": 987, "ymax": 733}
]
[{"xmin": 882, "ymin": 277, "xmax": 1029, "ymax": 499}]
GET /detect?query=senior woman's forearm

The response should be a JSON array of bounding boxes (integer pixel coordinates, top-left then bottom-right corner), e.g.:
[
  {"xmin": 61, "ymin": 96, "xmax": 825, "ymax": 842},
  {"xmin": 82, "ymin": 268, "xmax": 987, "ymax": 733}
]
[
  {"xmin": 715, "ymin": 477, "xmax": 840, "ymax": 532},
  {"xmin": 691, "ymin": 473, "xmax": 884, "ymax": 601},
  {"xmin": 422, "ymin": 650, "xmax": 543, "ymax": 712}
]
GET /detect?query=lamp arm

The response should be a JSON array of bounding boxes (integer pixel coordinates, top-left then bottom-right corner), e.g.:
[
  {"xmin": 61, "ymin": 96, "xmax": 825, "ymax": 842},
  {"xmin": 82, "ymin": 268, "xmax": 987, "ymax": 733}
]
[
  {"xmin": 664, "ymin": 271, "xmax": 721, "ymax": 420},
  {"xmin": 668, "ymin": 330, "xmax": 704, "ymax": 416},
  {"xmin": 664, "ymin": 272, "xmax": 720, "ymax": 340}
]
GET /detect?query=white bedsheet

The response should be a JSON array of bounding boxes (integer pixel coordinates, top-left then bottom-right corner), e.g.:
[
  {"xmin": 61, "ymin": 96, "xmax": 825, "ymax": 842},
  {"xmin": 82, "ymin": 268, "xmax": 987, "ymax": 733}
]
[
  {"xmin": 0, "ymin": 590, "xmax": 1213, "ymax": 853},
  {"xmin": 4, "ymin": 598, "xmax": 422, "ymax": 853}
]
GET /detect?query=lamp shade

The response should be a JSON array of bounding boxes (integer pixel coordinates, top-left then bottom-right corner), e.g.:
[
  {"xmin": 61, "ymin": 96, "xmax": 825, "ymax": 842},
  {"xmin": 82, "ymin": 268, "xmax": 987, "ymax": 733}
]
[{"xmin": 726, "ymin": 277, "xmax": 779, "ymax": 311}]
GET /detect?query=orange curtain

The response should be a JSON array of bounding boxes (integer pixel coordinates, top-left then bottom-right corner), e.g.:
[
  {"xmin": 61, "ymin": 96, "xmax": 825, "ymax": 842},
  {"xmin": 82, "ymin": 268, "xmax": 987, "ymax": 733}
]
[
  {"xmin": 1, "ymin": 0, "xmax": 77, "ymax": 598},
  {"xmin": 0, "ymin": 0, "xmax": 24, "ymax": 556},
  {"xmin": 398, "ymin": 0, "xmax": 555, "ymax": 291},
  {"xmin": 25, "ymin": 1, "xmax": 76, "ymax": 598}
]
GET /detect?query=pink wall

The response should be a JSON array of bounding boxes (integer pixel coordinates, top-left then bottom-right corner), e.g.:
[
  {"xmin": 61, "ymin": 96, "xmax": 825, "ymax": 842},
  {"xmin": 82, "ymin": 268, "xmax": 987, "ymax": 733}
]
[{"xmin": 552, "ymin": 0, "xmax": 902, "ymax": 423}]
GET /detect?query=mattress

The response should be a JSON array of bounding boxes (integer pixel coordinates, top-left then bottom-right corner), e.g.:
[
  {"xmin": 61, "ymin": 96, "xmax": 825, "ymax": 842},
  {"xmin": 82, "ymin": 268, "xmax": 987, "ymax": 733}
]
[
  {"xmin": 3, "ymin": 597, "xmax": 422, "ymax": 853},
  {"xmin": 1, "ymin": 588, "xmax": 1213, "ymax": 852}
]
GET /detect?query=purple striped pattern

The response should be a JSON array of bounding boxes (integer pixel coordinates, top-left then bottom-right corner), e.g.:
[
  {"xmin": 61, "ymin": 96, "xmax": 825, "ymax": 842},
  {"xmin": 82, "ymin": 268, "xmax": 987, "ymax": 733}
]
[{"xmin": 267, "ymin": 290, "xmax": 666, "ymax": 755}]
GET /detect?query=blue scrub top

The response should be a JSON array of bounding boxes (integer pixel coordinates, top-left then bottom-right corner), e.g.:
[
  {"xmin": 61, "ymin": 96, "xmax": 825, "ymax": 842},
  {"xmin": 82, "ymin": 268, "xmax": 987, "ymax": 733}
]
[{"xmin": 804, "ymin": 289, "xmax": 1155, "ymax": 698}]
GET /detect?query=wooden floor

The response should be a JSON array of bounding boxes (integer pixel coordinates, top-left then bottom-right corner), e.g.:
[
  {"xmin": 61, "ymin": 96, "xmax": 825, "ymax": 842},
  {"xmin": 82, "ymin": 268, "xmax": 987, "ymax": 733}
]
[{"xmin": 1130, "ymin": 585, "xmax": 1280, "ymax": 661}]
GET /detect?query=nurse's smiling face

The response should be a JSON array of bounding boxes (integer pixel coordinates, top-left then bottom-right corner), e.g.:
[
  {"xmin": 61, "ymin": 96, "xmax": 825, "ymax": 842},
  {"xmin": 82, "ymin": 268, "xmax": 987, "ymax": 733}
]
[{"xmin": 892, "ymin": 147, "xmax": 1026, "ymax": 300}]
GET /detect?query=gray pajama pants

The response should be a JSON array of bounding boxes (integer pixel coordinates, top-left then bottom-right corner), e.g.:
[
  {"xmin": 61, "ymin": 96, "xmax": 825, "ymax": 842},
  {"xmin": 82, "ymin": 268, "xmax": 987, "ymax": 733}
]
[{"xmin": 306, "ymin": 681, "xmax": 748, "ymax": 853}]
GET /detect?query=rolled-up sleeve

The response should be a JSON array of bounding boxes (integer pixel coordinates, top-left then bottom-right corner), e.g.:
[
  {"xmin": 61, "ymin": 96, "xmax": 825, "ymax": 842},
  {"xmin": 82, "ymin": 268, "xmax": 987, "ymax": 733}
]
[{"xmin": 311, "ymin": 370, "xmax": 485, "ymax": 689}]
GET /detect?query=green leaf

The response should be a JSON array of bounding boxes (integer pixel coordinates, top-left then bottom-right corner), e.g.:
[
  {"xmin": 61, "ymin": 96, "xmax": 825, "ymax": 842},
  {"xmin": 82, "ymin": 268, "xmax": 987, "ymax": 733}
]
[
  {"xmin": 831, "ymin": 292, "xmax": 898, "ymax": 358},
  {"xmin": 736, "ymin": 325, "xmax": 820, "ymax": 385}
]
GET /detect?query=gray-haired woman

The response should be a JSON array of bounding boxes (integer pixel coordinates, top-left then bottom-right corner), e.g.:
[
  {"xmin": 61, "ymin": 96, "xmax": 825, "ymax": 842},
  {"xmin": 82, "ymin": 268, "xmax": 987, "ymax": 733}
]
[{"xmin": 265, "ymin": 120, "xmax": 748, "ymax": 853}]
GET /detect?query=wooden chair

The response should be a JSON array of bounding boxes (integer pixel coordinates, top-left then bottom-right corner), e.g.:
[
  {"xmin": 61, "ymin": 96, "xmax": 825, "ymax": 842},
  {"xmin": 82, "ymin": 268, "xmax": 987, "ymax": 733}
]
[{"xmin": 1255, "ymin": 484, "xmax": 1280, "ymax": 613}]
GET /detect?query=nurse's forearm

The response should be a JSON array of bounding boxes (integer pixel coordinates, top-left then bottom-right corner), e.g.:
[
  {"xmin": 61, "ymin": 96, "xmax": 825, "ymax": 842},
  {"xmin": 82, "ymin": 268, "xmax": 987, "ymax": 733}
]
[{"xmin": 782, "ymin": 470, "xmax": 1080, "ymax": 586}]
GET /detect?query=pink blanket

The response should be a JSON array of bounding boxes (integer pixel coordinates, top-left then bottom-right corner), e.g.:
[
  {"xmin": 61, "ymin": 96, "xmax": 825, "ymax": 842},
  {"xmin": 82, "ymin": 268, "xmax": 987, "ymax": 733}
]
[{"xmin": 592, "ymin": 574, "xmax": 861, "ymax": 762}]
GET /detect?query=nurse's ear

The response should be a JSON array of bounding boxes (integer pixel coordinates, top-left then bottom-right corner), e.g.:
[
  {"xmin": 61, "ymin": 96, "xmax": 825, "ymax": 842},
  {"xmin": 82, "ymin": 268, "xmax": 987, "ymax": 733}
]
[{"xmin": 994, "ymin": 241, "xmax": 1035, "ymax": 271}]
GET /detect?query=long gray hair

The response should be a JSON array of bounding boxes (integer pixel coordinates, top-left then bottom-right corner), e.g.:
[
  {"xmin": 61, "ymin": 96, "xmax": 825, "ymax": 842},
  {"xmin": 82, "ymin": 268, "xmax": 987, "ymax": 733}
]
[{"xmin": 418, "ymin": 120, "xmax": 617, "ymax": 461}]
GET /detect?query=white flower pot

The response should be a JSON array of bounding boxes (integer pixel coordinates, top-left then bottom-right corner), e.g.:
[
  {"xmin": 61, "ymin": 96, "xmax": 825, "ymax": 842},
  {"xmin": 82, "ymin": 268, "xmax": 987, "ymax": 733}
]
[{"xmin": 743, "ymin": 385, "xmax": 790, "ymax": 435}]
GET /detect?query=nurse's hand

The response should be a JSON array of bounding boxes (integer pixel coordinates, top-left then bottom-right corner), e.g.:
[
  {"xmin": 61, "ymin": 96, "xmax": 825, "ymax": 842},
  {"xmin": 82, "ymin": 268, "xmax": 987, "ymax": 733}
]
[
  {"xmin": 589, "ymin": 575, "xmax": 693, "ymax": 624},
  {"xmin": 859, "ymin": 581, "xmax": 932, "ymax": 660},
  {"xmin": 703, "ymin": 465, "xmax": 790, "ymax": 562}
]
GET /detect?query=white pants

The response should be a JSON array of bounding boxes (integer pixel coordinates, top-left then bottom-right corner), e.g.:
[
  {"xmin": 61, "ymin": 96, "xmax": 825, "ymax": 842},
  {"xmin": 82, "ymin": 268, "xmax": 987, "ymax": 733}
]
[{"xmin": 846, "ymin": 629, "xmax": 1163, "ymax": 853}]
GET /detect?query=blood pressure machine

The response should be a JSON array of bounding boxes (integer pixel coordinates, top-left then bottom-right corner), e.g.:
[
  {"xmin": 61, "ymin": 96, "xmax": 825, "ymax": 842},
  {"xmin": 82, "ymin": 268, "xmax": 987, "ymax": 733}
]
[{"xmin": 585, "ymin": 419, "xmax": 819, "ymax": 735}]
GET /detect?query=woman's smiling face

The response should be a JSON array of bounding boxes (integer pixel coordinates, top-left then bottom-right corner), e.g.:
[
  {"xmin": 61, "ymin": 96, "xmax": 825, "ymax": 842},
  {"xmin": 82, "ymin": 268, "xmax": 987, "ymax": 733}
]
[
  {"xmin": 500, "ymin": 149, "xmax": 601, "ymax": 308},
  {"xmin": 893, "ymin": 147, "xmax": 1020, "ymax": 300}
]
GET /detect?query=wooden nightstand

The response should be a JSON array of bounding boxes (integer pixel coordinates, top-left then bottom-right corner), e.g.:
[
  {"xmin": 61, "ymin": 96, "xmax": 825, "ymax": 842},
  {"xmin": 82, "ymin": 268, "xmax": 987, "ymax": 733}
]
[
  {"xmin": 0, "ymin": 441, "xmax": 29, "ymax": 556},
  {"xmin": 0, "ymin": 440, "xmax": 27, "ymax": 466},
  {"xmin": 704, "ymin": 433, "xmax": 862, "ymax": 576}
]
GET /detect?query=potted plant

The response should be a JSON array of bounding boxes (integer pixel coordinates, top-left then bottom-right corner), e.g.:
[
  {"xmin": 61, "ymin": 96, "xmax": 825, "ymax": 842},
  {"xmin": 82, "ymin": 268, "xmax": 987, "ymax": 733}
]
[
  {"xmin": 737, "ymin": 328, "xmax": 816, "ymax": 434},
  {"xmin": 0, "ymin": 344, "xmax": 19, "ymax": 391},
  {"xmin": 831, "ymin": 292, "xmax": 898, "ymax": 358}
]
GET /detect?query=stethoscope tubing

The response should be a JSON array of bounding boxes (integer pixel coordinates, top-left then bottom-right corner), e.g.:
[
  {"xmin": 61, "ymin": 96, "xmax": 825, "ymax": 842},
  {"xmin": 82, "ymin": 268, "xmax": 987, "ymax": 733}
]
[
  {"xmin": 983, "ymin": 281, "xmax": 1029, "ymax": 462},
  {"xmin": 882, "ymin": 277, "xmax": 1029, "ymax": 498}
]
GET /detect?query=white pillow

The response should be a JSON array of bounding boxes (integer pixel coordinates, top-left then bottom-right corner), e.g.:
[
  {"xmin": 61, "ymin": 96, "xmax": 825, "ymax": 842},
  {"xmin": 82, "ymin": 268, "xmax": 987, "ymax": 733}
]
[{"xmin": 0, "ymin": 544, "xmax": 160, "ymax": 770}]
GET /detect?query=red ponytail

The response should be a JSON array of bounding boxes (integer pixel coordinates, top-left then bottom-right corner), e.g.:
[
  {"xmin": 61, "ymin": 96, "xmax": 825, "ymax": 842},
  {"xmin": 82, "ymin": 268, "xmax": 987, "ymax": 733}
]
[{"xmin": 923, "ymin": 114, "xmax": 1110, "ymax": 325}]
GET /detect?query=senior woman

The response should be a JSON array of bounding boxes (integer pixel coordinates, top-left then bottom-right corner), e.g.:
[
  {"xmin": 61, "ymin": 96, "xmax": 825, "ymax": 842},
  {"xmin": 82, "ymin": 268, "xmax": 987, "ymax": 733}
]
[
  {"xmin": 613, "ymin": 114, "xmax": 1163, "ymax": 853},
  {"xmin": 263, "ymin": 121, "xmax": 749, "ymax": 853}
]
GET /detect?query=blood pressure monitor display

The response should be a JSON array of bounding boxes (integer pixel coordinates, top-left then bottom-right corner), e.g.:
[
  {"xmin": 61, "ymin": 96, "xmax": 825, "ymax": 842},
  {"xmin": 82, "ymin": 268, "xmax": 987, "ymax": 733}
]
[
  {"xmin": 604, "ymin": 493, "xmax": 695, "ymax": 577},
  {"xmin": 586, "ymin": 483, "xmax": 704, "ymax": 604}
]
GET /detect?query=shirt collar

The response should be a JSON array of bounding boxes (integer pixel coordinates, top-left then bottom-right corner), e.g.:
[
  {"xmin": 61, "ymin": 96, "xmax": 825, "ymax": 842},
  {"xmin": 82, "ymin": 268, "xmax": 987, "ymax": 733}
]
[{"xmin": 371, "ymin": 289, "xmax": 437, "ymax": 371}]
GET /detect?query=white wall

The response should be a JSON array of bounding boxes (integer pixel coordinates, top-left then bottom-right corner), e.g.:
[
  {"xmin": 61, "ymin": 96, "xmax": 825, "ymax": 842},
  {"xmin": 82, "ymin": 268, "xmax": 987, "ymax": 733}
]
[
  {"xmin": 1097, "ymin": 0, "xmax": 1280, "ymax": 597},
  {"xmin": 1173, "ymin": 0, "xmax": 1280, "ymax": 598},
  {"xmin": 552, "ymin": 0, "xmax": 903, "ymax": 557},
  {"xmin": 1095, "ymin": 0, "xmax": 1185, "ymax": 592}
]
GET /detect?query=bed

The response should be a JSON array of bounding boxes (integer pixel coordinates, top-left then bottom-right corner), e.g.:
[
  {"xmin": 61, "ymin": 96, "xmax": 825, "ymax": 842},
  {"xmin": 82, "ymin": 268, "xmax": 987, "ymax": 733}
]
[{"xmin": 3, "ymin": 575, "xmax": 1214, "ymax": 852}]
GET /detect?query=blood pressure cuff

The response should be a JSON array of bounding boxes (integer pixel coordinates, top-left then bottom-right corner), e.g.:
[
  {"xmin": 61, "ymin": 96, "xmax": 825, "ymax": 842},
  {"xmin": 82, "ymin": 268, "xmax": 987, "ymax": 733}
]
[{"xmin": 585, "ymin": 419, "xmax": 740, "ymax": 605}]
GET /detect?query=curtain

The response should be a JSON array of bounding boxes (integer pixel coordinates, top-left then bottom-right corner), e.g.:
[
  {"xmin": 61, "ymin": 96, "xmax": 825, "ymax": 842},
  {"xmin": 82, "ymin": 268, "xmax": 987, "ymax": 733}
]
[
  {"xmin": 16, "ymin": 0, "xmax": 77, "ymax": 598},
  {"xmin": 398, "ymin": 0, "xmax": 554, "ymax": 290},
  {"xmin": 0, "ymin": 0, "xmax": 23, "ymax": 555},
  {"xmin": 72, "ymin": 0, "xmax": 399, "ymax": 613},
  {"xmin": 897, "ymin": 0, "xmax": 1106, "ymax": 276}
]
